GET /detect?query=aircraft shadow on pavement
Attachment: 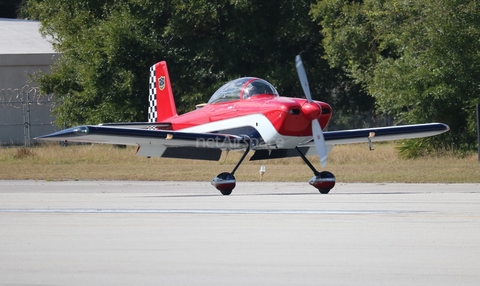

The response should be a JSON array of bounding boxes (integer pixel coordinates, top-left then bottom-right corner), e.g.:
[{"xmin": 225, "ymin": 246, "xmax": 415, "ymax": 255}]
[{"xmin": 140, "ymin": 191, "xmax": 419, "ymax": 198}]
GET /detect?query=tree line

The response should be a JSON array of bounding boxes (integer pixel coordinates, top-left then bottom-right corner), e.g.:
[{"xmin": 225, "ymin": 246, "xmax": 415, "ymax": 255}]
[{"xmin": 17, "ymin": 0, "xmax": 480, "ymax": 155}]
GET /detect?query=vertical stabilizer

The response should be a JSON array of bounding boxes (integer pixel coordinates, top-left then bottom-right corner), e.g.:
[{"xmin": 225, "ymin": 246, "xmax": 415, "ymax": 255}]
[{"xmin": 148, "ymin": 61, "xmax": 177, "ymax": 122}]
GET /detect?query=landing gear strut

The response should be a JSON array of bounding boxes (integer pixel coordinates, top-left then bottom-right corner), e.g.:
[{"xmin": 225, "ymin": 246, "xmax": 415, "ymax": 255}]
[
  {"xmin": 295, "ymin": 147, "xmax": 336, "ymax": 194},
  {"xmin": 211, "ymin": 139, "xmax": 251, "ymax": 195}
]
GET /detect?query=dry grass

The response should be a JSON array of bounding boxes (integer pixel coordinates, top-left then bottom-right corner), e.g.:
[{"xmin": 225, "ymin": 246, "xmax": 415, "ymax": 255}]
[{"xmin": 1, "ymin": 142, "xmax": 479, "ymax": 183}]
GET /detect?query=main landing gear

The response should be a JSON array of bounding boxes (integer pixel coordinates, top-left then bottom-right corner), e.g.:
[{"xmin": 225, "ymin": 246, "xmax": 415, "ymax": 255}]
[
  {"xmin": 211, "ymin": 143, "xmax": 336, "ymax": 196},
  {"xmin": 211, "ymin": 140, "xmax": 251, "ymax": 195},
  {"xmin": 295, "ymin": 147, "xmax": 336, "ymax": 194}
]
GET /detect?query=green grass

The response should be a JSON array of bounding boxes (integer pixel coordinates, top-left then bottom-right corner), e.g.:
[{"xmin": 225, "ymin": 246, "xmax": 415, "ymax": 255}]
[{"xmin": 1, "ymin": 142, "xmax": 479, "ymax": 183}]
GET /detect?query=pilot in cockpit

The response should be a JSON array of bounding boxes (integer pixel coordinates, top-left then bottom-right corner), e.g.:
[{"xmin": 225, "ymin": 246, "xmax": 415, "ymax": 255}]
[{"xmin": 208, "ymin": 77, "xmax": 278, "ymax": 104}]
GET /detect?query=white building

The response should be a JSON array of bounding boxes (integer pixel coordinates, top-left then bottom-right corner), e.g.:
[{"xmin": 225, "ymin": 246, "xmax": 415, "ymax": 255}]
[{"xmin": 0, "ymin": 18, "xmax": 60, "ymax": 145}]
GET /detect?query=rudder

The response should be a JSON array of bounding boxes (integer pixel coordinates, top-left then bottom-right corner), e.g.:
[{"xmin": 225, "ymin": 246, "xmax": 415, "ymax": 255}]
[{"xmin": 148, "ymin": 61, "xmax": 177, "ymax": 122}]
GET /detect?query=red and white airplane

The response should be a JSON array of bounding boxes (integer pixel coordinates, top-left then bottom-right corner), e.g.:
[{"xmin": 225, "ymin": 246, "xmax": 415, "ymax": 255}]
[{"xmin": 36, "ymin": 56, "xmax": 449, "ymax": 195}]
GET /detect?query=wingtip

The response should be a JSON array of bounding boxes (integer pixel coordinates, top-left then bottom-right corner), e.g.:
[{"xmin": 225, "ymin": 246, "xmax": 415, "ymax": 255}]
[
  {"xmin": 435, "ymin": 123, "xmax": 450, "ymax": 133},
  {"xmin": 34, "ymin": 126, "xmax": 90, "ymax": 141},
  {"xmin": 34, "ymin": 133, "xmax": 56, "ymax": 140}
]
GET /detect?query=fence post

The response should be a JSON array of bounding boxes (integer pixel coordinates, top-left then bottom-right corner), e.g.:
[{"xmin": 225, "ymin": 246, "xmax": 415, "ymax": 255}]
[
  {"xmin": 477, "ymin": 104, "xmax": 480, "ymax": 164},
  {"xmin": 22, "ymin": 86, "xmax": 31, "ymax": 148}
]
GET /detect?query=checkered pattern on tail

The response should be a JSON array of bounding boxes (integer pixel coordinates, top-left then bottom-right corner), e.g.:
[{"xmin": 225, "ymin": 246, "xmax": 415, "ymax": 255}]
[{"xmin": 148, "ymin": 65, "xmax": 157, "ymax": 123}]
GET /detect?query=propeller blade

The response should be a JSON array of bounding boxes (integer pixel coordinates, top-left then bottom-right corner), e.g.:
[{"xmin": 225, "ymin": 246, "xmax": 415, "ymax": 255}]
[
  {"xmin": 295, "ymin": 55, "xmax": 312, "ymax": 102},
  {"xmin": 296, "ymin": 54, "xmax": 327, "ymax": 167},
  {"xmin": 312, "ymin": 119, "xmax": 327, "ymax": 167}
]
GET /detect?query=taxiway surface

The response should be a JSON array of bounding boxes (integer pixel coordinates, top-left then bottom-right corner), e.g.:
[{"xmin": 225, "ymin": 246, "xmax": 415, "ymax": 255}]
[{"xmin": 0, "ymin": 181, "xmax": 479, "ymax": 285}]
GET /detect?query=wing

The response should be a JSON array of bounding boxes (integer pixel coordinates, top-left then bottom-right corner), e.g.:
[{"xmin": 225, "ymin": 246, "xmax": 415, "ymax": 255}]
[
  {"xmin": 35, "ymin": 125, "xmax": 249, "ymax": 161},
  {"xmin": 322, "ymin": 122, "xmax": 449, "ymax": 145},
  {"xmin": 250, "ymin": 123, "xmax": 449, "ymax": 160}
]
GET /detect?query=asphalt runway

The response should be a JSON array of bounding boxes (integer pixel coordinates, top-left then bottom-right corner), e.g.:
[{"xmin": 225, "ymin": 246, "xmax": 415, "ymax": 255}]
[{"xmin": 0, "ymin": 181, "xmax": 479, "ymax": 286}]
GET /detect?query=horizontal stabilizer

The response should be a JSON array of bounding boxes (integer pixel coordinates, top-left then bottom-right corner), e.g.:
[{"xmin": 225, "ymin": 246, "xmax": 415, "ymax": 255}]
[
  {"xmin": 250, "ymin": 147, "xmax": 309, "ymax": 161},
  {"xmin": 99, "ymin": 122, "xmax": 172, "ymax": 129},
  {"xmin": 162, "ymin": 147, "xmax": 221, "ymax": 160}
]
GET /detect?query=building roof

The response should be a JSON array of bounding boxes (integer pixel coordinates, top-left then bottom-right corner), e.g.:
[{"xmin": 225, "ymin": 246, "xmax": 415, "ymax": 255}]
[{"xmin": 0, "ymin": 18, "xmax": 57, "ymax": 54}]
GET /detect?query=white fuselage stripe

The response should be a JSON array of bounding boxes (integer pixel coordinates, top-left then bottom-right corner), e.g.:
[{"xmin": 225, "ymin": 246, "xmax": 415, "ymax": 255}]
[{"xmin": 180, "ymin": 114, "xmax": 311, "ymax": 149}]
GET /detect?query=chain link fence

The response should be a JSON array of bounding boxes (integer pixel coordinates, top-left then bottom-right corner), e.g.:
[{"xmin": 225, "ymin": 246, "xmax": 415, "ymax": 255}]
[{"xmin": 0, "ymin": 86, "xmax": 58, "ymax": 147}]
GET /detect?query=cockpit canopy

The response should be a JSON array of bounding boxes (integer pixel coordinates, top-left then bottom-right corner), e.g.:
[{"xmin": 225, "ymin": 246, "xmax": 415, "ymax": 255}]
[{"xmin": 208, "ymin": 77, "xmax": 279, "ymax": 104}]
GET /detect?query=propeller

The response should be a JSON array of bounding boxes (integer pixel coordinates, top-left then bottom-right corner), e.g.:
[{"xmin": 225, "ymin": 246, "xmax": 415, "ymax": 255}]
[{"xmin": 295, "ymin": 55, "xmax": 327, "ymax": 167}]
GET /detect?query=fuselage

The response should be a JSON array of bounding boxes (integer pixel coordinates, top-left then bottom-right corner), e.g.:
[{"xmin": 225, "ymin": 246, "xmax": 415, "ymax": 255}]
[{"xmin": 160, "ymin": 94, "xmax": 332, "ymax": 149}]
